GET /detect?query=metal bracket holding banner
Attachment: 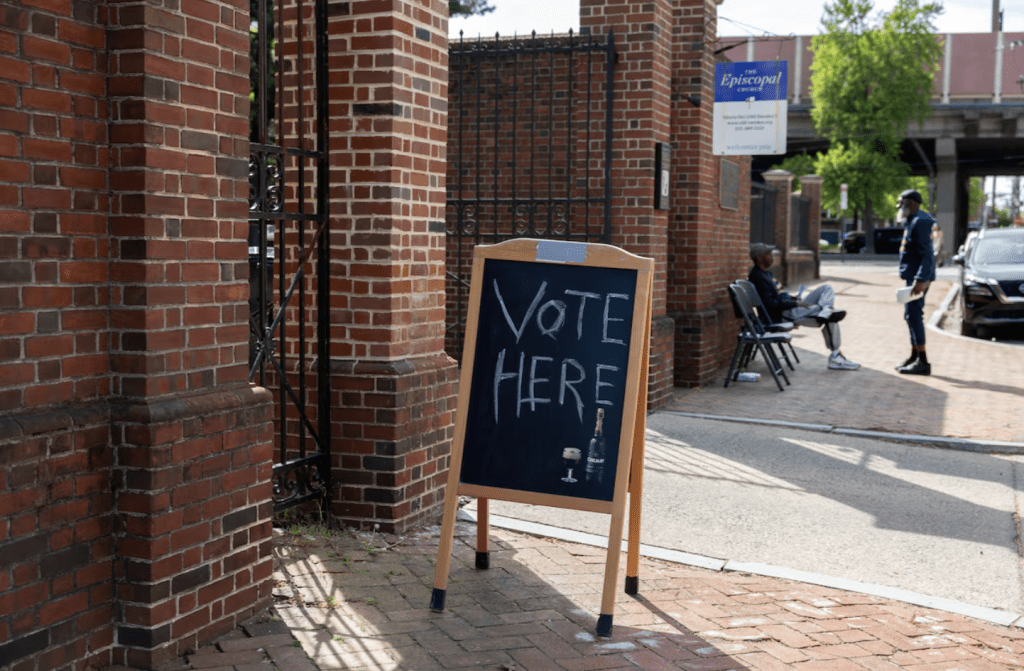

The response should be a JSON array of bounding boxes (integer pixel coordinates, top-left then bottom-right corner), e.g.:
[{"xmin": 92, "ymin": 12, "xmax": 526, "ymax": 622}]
[{"xmin": 429, "ymin": 239, "xmax": 653, "ymax": 638}]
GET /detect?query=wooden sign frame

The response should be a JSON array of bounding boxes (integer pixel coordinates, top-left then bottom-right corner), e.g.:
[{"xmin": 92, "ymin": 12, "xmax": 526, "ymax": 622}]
[{"xmin": 430, "ymin": 239, "xmax": 653, "ymax": 638}]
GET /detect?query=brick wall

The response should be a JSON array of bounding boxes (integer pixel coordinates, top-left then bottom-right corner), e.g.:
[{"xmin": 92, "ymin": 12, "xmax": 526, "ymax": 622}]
[
  {"xmin": 665, "ymin": 0, "xmax": 753, "ymax": 388},
  {"xmin": 445, "ymin": 0, "xmax": 755, "ymax": 394},
  {"xmin": 1, "ymin": 0, "xmax": 274, "ymax": 668},
  {"xmin": 324, "ymin": 0, "xmax": 458, "ymax": 534},
  {"xmin": 1, "ymin": 2, "xmax": 117, "ymax": 668}
]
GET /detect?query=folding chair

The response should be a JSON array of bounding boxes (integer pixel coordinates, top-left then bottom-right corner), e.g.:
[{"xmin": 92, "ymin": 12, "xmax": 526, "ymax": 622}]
[
  {"xmin": 736, "ymin": 279, "xmax": 800, "ymax": 369},
  {"xmin": 724, "ymin": 283, "xmax": 791, "ymax": 391}
]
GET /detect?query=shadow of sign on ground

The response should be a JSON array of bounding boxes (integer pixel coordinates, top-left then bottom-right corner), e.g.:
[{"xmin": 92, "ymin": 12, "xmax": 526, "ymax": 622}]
[{"xmin": 269, "ymin": 522, "xmax": 748, "ymax": 670}]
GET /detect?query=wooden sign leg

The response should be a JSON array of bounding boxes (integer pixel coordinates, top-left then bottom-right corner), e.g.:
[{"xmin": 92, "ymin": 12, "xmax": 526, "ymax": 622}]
[
  {"xmin": 597, "ymin": 500, "xmax": 627, "ymax": 637},
  {"xmin": 476, "ymin": 497, "xmax": 490, "ymax": 569},
  {"xmin": 625, "ymin": 317, "xmax": 651, "ymax": 596},
  {"xmin": 429, "ymin": 482, "xmax": 462, "ymax": 612}
]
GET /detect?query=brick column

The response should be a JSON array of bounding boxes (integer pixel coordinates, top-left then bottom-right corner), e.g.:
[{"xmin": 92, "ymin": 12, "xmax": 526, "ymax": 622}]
[
  {"xmin": 0, "ymin": 1, "xmax": 119, "ymax": 668},
  {"xmin": 579, "ymin": 0, "xmax": 676, "ymax": 407},
  {"xmin": 325, "ymin": 0, "xmax": 458, "ymax": 534},
  {"xmin": 664, "ymin": 0, "xmax": 753, "ymax": 387},
  {"xmin": 762, "ymin": 170, "xmax": 794, "ymax": 286},
  {"xmin": 800, "ymin": 175, "xmax": 824, "ymax": 279},
  {"xmin": 106, "ymin": 0, "xmax": 273, "ymax": 667}
]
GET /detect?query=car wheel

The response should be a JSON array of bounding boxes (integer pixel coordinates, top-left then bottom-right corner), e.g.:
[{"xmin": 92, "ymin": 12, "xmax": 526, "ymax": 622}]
[{"xmin": 960, "ymin": 319, "xmax": 977, "ymax": 337}]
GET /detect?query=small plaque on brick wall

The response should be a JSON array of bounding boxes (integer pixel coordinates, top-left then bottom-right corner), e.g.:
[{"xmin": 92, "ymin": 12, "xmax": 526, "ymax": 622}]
[{"xmin": 720, "ymin": 159, "xmax": 739, "ymax": 210}]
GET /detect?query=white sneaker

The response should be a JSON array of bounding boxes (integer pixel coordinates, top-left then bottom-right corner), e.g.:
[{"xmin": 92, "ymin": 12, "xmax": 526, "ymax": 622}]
[{"xmin": 828, "ymin": 352, "xmax": 861, "ymax": 370}]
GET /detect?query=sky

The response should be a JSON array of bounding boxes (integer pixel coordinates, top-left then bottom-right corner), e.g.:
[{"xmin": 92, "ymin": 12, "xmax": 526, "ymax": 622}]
[{"xmin": 448, "ymin": 0, "xmax": 1024, "ymax": 39}]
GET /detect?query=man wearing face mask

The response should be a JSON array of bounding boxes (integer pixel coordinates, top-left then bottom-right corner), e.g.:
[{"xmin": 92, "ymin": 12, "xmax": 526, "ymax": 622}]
[{"xmin": 895, "ymin": 189, "xmax": 936, "ymax": 375}]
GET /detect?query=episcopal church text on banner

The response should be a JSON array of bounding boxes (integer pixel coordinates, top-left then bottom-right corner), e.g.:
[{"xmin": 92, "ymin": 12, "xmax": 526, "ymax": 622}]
[{"xmin": 712, "ymin": 61, "xmax": 788, "ymax": 156}]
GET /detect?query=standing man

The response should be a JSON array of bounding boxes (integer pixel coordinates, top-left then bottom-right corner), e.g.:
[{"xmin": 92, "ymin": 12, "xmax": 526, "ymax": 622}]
[{"xmin": 895, "ymin": 189, "xmax": 936, "ymax": 376}]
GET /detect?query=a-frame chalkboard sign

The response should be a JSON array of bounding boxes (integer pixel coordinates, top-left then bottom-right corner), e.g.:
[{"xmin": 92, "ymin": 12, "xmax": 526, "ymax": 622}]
[{"xmin": 430, "ymin": 238, "xmax": 653, "ymax": 637}]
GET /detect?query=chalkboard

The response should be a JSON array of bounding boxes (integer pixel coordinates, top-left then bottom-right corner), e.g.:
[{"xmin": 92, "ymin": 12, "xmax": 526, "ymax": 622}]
[
  {"xmin": 431, "ymin": 239, "xmax": 654, "ymax": 637},
  {"xmin": 459, "ymin": 258, "xmax": 636, "ymax": 502}
]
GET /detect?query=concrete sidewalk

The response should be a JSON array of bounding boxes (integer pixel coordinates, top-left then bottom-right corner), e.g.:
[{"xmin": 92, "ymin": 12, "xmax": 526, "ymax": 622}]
[{"xmin": 161, "ymin": 260, "xmax": 1024, "ymax": 670}]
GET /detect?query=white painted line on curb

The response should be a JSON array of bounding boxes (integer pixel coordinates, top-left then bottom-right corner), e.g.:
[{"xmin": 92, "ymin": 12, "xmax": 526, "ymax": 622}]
[
  {"xmin": 832, "ymin": 428, "xmax": 1024, "ymax": 453},
  {"xmin": 663, "ymin": 411, "xmax": 1024, "ymax": 453},
  {"xmin": 723, "ymin": 561, "xmax": 1021, "ymax": 627},
  {"xmin": 660, "ymin": 411, "xmax": 834, "ymax": 434},
  {"xmin": 456, "ymin": 510, "xmax": 1024, "ymax": 629}
]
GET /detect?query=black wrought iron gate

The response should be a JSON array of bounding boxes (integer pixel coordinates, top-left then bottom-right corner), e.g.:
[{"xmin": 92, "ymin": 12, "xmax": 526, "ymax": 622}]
[
  {"xmin": 248, "ymin": 0, "xmax": 331, "ymax": 513},
  {"xmin": 445, "ymin": 31, "xmax": 617, "ymax": 360}
]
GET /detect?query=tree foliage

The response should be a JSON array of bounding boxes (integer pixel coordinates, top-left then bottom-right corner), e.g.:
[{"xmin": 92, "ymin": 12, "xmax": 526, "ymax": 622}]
[
  {"xmin": 809, "ymin": 0, "xmax": 943, "ymax": 215},
  {"xmin": 450, "ymin": 0, "xmax": 495, "ymax": 17},
  {"xmin": 768, "ymin": 153, "xmax": 817, "ymax": 192}
]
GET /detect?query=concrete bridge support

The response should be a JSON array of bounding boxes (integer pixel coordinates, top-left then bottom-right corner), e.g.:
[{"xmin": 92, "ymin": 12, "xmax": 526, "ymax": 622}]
[{"xmin": 935, "ymin": 138, "xmax": 959, "ymax": 264}]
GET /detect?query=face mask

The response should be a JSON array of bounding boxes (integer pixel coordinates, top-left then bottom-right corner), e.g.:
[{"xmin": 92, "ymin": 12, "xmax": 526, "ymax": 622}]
[{"xmin": 898, "ymin": 204, "xmax": 910, "ymax": 219}]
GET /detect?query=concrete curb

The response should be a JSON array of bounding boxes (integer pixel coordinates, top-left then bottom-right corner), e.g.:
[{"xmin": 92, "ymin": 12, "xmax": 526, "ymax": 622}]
[
  {"xmin": 457, "ymin": 509, "xmax": 1024, "ymax": 630},
  {"xmin": 659, "ymin": 410, "xmax": 1024, "ymax": 454}
]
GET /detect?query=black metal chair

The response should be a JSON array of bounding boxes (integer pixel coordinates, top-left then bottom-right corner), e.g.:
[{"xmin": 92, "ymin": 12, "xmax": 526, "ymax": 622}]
[
  {"xmin": 736, "ymin": 279, "xmax": 800, "ymax": 369},
  {"xmin": 725, "ymin": 283, "xmax": 791, "ymax": 391}
]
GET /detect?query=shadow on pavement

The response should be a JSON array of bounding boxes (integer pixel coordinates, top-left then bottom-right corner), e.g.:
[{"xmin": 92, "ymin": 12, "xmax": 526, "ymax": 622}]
[{"xmin": 270, "ymin": 523, "xmax": 748, "ymax": 670}]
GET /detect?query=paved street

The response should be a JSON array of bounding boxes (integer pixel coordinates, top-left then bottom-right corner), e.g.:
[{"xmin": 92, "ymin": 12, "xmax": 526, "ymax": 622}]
[
  {"xmin": 152, "ymin": 258, "xmax": 1024, "ymax": 671},
  {"xmin": 473, "ymin": 414, "xmax": 1024, "ymax": 614}
]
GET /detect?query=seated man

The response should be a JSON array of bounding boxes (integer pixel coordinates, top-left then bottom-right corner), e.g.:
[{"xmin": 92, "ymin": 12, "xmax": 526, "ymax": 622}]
[{"xmin": 747, "ymin": 243, "xmax": 860, "ymax": 371}]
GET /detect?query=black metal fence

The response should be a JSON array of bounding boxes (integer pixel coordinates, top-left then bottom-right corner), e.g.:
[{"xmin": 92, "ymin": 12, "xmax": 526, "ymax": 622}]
[
  {"xmin": 248, "ymin": 0, "xmax": 331, "ymax": 513},
  {"xmin": 750, "ymin": 181, "xmax": 776, "ymax": 245},
  {"xmin": 445, "ymin": 30, "xmax": 617, "ymax": 360}
]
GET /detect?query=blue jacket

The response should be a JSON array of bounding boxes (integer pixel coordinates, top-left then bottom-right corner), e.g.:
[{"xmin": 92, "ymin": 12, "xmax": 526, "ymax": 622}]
[{"xmin": 899, "ymin": 209, "xmax": 936, "ymax": 282}]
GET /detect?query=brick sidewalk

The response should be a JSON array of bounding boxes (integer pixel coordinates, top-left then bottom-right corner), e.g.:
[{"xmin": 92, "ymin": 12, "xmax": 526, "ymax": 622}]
[
  {"xmin": 669, "ymin": 261, "xmax": 1024, "ymax": 444},
  {"xmin": 157, "ymin": 523, "xmax": 1024, "ymax": 670}
]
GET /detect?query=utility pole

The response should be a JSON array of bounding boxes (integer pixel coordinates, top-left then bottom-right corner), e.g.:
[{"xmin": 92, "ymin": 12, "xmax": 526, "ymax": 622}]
[
  {"xmin": 1011, "ymin": 177, "xmax": 1021, "ymax": 224},
  {"xmin": 993, "ymin": 0, "xmax": 1002, "ymax": 32}
]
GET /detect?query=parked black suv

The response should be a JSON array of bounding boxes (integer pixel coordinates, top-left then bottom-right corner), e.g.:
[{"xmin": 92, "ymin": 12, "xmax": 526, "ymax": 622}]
[{"xmin": 953, "ymin": 227, "xmax": 1024, "ymax": 337}]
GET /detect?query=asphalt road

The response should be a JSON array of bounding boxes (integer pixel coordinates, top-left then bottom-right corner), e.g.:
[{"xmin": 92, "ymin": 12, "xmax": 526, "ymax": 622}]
[{"xmin": 468, "ymin": 413, "xmax": 1024, "ymax": 617}]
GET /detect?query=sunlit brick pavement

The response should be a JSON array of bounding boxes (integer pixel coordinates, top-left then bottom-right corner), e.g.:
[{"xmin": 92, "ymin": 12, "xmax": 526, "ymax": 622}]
[{"xmin": 156, "ymin": 521, "xmax": 1024, "ymax": 670}]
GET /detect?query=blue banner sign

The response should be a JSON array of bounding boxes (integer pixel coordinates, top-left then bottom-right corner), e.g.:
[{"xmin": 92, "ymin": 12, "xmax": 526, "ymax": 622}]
[
  {"xmin": 713, "ymin": 61, "xmax": 788, "ymax": 156},
  {"xmin": 714, "ymin": 61, "xmax": 788, "ymax": 103}
]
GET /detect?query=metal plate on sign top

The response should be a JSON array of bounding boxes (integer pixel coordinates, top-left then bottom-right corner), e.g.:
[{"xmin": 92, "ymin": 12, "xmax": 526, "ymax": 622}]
[{"xmin": 536, "ymin": 240, "xmax": 589, "ymax": 264}]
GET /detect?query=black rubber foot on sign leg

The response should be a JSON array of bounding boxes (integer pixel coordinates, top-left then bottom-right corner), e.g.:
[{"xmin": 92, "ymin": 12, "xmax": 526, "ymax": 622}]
[
  {"xmin": 596, "ymin": 613, "xmax": 614, "ymax": 638},
  {"xmin": 475, "ymin": 551, "xmax": 490, "ymax": 569},
  {"xmin": 429, "ymin": 588, "xmax": 446, "ymax": 612},
  {"xmin": 624, "ymin": 576, "xmax": 639, "ymax": 595}
]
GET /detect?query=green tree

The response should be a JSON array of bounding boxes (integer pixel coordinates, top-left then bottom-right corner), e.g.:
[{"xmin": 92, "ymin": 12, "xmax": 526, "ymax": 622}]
[
  {"xmin": 450, "ymin": 0, "xmax": 495, "ymax": 16},
  {"xmin": 809, "ymin": 0, "xmax": 943, "ymax": 218},
  {"xmin": 767, "ymin": 153, "xmax": 818, "ymax": 193},
  {"xmin": 967, "ymin": 176, "xmax": 985, "ymax": 221}
]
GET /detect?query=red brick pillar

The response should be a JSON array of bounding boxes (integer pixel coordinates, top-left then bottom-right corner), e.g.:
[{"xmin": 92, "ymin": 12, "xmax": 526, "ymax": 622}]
[
  {"xmin": 579, "ymin": 0, "xmax": 676, "ymax": 407},
  {"xmin": 106, "ymin": 0, "xmax": 273, "ymax": 667},
  {"xmin": 0, "ymin": 2, "xmax": 120, "ymax": 668},
  {"xmin": 800, "ymin": 175, "xmax": 824, "ymax": 279},
  {"xmin": 665, "ymin": 0, "xmax": 753, "ymax": 387},
  {"xmin": 325, "ymin": 1, "xmax": 458, "ymax": 533},
  {"xmin": 762, "ymin": 170, "xmax": 794, "ymax": 286}
]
